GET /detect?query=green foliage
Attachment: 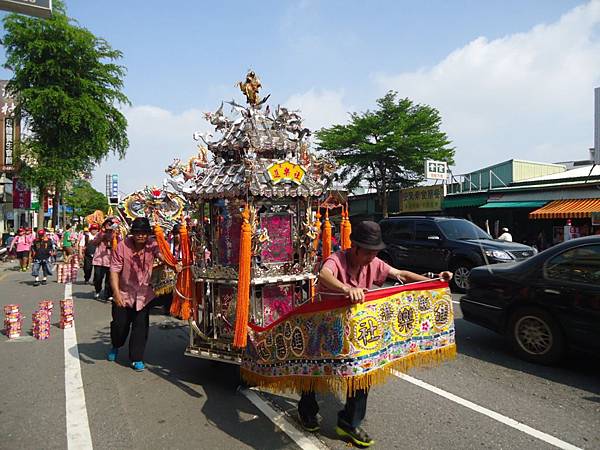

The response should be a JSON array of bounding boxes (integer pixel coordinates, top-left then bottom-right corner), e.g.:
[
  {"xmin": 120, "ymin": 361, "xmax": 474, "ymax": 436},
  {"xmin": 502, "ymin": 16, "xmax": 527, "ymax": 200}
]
[
  {"xmin": 62, "ymin": 179, "xmax": 108, "ymax": 217},
  {"xmin": 1, "ymin": 0, "xmax": 129, "ymax": 192},
  {"xmin": 316, "ymin": 91, "xmax": 455, "ymax": 216}
]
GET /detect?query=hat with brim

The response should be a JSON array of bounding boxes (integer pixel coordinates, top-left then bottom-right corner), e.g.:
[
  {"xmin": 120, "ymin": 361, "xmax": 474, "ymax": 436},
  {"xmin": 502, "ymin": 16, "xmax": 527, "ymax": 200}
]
[
  {"xmin": 350, "ymin": 220, "xmax": 386, "ymax": 251},
  {"xmin": 130, "ymin": 217, "xmax": 152, "ymax": 233}
]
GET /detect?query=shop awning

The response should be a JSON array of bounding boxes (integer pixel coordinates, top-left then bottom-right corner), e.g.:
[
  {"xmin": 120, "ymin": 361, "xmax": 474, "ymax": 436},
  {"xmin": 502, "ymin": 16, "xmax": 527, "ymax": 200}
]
[
  {"xmin": 529, "ymin": 199, "xmax": 600, "ymax": 219},
  {"xmin": 442, "ymin": 194, "xmax": 488, "ymax": 209},
  {"xmin": 480, "ymin": 201, "xmax": 548, "ymax": 209}
]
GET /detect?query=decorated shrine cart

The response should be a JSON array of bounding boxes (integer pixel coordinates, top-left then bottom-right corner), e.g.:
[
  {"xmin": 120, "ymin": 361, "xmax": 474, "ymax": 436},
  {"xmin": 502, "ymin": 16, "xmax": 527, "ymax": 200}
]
[
  {"xmin": 180, "ymin": 72, "xmax": 335, "ymax": 364},
  {"xmin": 167, "ymin": 73, "xmax": 456, "ymax": 395}
]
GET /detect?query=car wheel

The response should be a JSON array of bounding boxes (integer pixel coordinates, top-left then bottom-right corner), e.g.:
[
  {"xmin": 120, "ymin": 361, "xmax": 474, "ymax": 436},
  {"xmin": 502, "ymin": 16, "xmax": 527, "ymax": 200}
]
[
  {"xmin": 451, "ymin": 261, "xmax": 472, "ymax": 293},
  {"xmin": 507, "ymin": 307, "xmax": 565, "ymax": 365}
]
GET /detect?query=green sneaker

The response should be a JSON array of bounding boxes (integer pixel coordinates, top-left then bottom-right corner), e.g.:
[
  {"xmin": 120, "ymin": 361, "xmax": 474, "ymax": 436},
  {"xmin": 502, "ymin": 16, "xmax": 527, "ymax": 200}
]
[{"xmin": 336, "ymin": 424, "xmax": 374, "ymax": 447}]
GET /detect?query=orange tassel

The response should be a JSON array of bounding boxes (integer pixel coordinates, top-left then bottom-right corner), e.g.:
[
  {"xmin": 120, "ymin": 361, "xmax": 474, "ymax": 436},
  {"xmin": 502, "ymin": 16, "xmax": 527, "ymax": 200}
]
[
  {"xmin": 111, "ymin": 232, "xmax": 118, "ymax": 251},
  {"xmin": 153, "ymin": 224, "xmax": 178, "ymax": 266},
  {"xmin": 169, "ymin": 294, "xmax": 182, "ymax": 317},
  {"xmin": 322, "ymin": 209, "xmax": 332, "ymax": 260},
  {"xmin": 313, "ymin": 209, "xmax": 322, "ymax": 252},
  {"xmin": 179, "ymin": 224, "xmax": 193, "ymax": 320},
  {"xmin": 233, "ymin": 206, "xmax": 252, "ymax": 348},
  {"xmin": 341, "ymin": 205, "xmax": 352, "ymax": 250}
]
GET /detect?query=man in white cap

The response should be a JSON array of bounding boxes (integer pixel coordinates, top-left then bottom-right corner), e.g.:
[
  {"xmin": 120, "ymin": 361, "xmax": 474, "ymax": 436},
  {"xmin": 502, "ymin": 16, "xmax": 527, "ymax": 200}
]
[{"xmin": 498, "ymin": 227, "xmax": 513, "ymax": 242}]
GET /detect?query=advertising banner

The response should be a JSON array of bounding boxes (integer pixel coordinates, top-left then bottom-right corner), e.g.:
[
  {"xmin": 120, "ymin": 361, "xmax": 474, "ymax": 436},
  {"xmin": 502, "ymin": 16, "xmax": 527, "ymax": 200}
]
[
  {"xmin": 12, "ymin": 177, "xmax": 31, "ymax": 209},
  {"xmin": 400, "ymin": 185, "xmax": 445, "ymax": 213}
]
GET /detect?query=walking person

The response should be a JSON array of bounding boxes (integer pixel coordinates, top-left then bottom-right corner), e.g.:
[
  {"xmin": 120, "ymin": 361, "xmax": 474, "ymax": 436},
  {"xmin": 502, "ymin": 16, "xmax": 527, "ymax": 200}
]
[
  {"xmin": 9, "ymin": 228, "xmax": 30, "ymax": 271},
  {"xmin": 80, "ymin": 224, "xmax": 99, "ymax": 284},
  {"xmin": 107, "ymin": 218, "xmax": 177, "ymax": 371},
  {"xmin": 498, "ymin": 227, "xmax": 513, "ymax": 242},
  {"xmin": 92, "ymin": 218, "xmax": 119, "ymax": 300},
  {"xmin": 62, "ymin": 223, "xmax": 75, "ymax": 257},
  {"xmin": 31, "ymin": 229, "xmax": 53, "ymax": 286},
  {"xmin": 297, "ymin": 221, "xmax": 452, "ymax": 447}
]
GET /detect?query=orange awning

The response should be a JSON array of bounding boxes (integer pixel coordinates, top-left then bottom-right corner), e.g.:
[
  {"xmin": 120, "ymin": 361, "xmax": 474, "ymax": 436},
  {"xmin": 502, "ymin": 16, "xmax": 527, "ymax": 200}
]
[{"xmin": 529, "ymin": 199, "xmax": 600, "ymax": 219}]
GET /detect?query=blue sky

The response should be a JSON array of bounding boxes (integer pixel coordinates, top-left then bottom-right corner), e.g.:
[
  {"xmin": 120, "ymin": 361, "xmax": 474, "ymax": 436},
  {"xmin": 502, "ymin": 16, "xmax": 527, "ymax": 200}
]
[{"xmin": 1, "ymin": 0, "xmax": 597, "ymax": 194}]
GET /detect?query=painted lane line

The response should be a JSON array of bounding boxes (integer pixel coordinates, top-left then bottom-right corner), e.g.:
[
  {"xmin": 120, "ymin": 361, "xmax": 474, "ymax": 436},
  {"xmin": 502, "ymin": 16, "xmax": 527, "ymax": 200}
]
[
  {"xmin": 392, "ymin": 370, "xmax": 581, "ymax": 450},
  {"xmin": 64, "ymin": 283, "xmax": 94, "ymax": 450},
  {"xmin": 240, "ymin": 388, "xmax": 326, "ymax": 450}
]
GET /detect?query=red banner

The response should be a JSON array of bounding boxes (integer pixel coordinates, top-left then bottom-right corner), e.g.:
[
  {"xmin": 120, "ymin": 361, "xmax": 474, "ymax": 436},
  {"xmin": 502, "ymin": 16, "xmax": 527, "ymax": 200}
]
[{"xmin": 12, "ymin": 177, "xmax": 31, "ymax": 209}]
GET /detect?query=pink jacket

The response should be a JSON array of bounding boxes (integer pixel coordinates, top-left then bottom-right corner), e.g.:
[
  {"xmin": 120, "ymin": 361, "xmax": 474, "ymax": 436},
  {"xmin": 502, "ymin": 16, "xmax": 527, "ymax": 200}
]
[{"xmin": 10, "ymin": 235, "xmax": 31, "ymax": 252}]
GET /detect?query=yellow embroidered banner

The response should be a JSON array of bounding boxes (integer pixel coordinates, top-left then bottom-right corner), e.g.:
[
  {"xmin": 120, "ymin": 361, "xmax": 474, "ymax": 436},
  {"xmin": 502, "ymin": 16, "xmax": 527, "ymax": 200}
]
[
  {"xmin": 241, "ymin": 281, "xmax": 456, "ymax": 394},
  {"xmin": 266, "ymin": 161, "xmax": 306, "ymax": 185}
]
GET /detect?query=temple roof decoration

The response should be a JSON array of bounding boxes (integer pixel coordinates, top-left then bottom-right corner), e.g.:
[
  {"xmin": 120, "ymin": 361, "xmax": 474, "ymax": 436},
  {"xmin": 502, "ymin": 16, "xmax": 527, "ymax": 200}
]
[{"xmin": 165, "ymin": 71, "xmax": 336, "ymax": 200}]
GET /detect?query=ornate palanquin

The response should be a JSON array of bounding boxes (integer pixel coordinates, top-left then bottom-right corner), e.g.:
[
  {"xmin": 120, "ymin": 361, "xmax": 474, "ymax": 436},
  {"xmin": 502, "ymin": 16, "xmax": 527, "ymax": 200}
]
[{"xmin": 165, "ymin": 72, "xmax": 336, "ymax": 363}]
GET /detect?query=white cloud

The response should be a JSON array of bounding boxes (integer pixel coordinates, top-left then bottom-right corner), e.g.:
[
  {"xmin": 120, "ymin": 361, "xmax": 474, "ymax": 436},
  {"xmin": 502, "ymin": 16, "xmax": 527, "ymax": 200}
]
[
  {"xmin": 91, "ymin": 105, "xmax": 211, "ymax": 195},
  {"xmin": 374, "ymin": 1, "xmax": 600, "ymax": 173},
  {"xmin": 284, "ymin": 88, "xmax": 351, "ymax": 131}
]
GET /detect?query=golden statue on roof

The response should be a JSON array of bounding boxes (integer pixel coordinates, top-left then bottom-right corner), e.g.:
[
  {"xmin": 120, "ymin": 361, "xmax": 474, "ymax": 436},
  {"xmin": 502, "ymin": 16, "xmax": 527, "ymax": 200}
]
[{"xmin": 238, "ymin": 70, "xmax": 262, "ymax": 106}]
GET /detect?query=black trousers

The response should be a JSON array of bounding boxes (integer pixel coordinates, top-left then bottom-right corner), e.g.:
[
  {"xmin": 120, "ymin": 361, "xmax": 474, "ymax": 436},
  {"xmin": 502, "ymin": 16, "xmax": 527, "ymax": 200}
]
[
  {"xmin": 83, "ymin": 254, "xmax": 94, "ymax": 282},
  {"xmin": 298, "ymin": 389, "xmax": 369, "ymax": 428},
  {"xmin": 93, "ymin": 265, "xmax": 112, "ymax": 298},
  {"xmin": 110, "ymin": 302, "xmax": 150, "ymax": 362}
]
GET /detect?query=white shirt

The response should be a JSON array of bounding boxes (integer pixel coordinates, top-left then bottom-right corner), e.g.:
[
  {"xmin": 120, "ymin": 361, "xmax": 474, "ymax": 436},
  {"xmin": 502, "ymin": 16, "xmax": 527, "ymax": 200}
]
[{"xmin": 498, "ymin": 232, "xmax": 513, "ymax": 242}]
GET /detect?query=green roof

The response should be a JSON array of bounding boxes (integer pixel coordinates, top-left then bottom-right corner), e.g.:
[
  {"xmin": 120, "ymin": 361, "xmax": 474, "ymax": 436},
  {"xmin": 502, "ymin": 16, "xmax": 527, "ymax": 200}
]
[
  {"xmin": 442, "ymin": 194, "xmax": 488, "ymax": 208},
  {"xmin": 479, "ymin": 201, "xmax": 548, "ymax": 209}
]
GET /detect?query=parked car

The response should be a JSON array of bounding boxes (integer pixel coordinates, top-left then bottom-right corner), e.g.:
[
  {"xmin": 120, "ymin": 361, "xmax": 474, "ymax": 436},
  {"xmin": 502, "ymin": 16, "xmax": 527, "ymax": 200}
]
[
  {"xmin": 461, "ymin": 236, "xmax": 600, "ymax": 364},
  {"xmin": 378, "ymin": 216, "xmax": 536, "ymax": 292}
]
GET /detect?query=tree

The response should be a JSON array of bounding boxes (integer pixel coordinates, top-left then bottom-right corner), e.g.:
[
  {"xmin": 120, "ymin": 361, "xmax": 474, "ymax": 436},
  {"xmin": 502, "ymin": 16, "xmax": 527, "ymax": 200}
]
[
  {"xmin": 1, "ymin": 1, "xmax": 129, "ymax": 226},
  {"xmin": 316, "ymin": 91, "xmax": 455, "ymax": 218},
  {"xmin": 62, "ymin": 179, "xmax": 108, "ymax": 218}
]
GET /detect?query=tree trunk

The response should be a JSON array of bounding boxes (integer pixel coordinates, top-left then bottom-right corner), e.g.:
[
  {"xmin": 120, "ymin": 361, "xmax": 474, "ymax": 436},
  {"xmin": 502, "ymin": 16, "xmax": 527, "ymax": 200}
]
[
  {"xmin": 37, "ymin": 186, "xmax": 45, "ymax": 230},
  {"xmin": 62, "ymin": 192, "xmax": 67, "ymax": 226},
  {"xmin": 382, "ymin": 190, "xmax": 389, "ymax": 218},
  {"xmin": 51, "ymin": 190, "xmax": 59, "ymax": 229}
]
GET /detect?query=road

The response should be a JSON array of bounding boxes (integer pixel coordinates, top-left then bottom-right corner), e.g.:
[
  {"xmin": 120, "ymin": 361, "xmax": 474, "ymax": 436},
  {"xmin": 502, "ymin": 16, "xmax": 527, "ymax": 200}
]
[{"xmin": 1, "ymin": 262, "xmax": 599, "ymax": 450}]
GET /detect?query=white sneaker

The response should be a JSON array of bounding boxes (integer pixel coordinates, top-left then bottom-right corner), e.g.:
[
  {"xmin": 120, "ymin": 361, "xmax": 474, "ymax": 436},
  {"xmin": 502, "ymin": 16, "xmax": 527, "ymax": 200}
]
[
  {"xmin": 108, "ymin": 296, "xmax": 114, "ymax": 301},
  {"xmin": 94, "ymin": 293, "xmax": 100, "ymax": 299}
]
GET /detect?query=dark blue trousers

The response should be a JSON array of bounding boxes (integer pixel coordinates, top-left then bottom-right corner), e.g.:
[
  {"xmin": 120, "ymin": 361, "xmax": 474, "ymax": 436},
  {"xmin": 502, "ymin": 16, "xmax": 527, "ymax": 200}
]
[{"xmin": 298, "ymin": 389, "xmax": 369, "ymax": 428}]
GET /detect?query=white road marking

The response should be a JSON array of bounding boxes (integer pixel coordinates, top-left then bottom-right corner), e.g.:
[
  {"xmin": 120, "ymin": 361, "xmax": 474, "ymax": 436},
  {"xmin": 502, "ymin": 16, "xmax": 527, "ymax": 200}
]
[
  {"xmin": 63, "ymin": 283, "xmax": 94, "ymax": 449},
  {"xmin": 392, "ymin": 370, "xmax": 581, "ymax": 450},
  {"xmin": 240, "ymin": 388, "xmax": 326, "ymax": 450}
]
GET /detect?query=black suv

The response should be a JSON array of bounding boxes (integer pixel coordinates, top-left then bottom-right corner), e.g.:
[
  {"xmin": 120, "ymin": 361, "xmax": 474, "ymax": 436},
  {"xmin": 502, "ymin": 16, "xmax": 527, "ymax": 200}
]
[{"xmin": 378, "ymin": 216, "xmax": 537, "ymax": 292}]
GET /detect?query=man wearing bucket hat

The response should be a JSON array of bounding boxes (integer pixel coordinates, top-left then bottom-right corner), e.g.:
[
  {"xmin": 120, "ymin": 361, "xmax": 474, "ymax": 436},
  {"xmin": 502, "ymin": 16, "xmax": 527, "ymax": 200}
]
[
  {"xmin": 107, "ymin": 217, "xmax": 179, "ymax": 371},
  {"xmin": 298, "ymin": 220, "xmax": 452, "ymax": 447}
]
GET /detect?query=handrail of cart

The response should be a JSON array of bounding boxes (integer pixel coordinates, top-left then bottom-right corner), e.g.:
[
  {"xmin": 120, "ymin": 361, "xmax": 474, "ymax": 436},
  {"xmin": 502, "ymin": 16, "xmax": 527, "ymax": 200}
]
[{"xmin": 317, "ymin": 277, "xmax": 444, "ymax": 296}]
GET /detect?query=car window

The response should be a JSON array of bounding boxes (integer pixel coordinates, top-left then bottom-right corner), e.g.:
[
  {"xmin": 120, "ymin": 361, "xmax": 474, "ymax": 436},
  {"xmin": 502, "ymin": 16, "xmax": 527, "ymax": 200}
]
[
  {"xmin": 415, "ymin": 222, "xmax": 441, "ymax": 240},
  {"xmin": 544, "ymin": 244, "xmax": 600, "ymax": 286},
  {"xmin": 437, "ymin": 219, "xmax": 491, "ymax": 240},
  {"xmin": 383, "ymin": 220, "xmax": 414, "ymax": 241}
]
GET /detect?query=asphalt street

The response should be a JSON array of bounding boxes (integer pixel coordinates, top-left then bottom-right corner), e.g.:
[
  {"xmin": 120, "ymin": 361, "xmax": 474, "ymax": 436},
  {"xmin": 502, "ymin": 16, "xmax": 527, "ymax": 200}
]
[{"xmin": 1, "ymin": 261, "xmax": 599, "ymax": 450}]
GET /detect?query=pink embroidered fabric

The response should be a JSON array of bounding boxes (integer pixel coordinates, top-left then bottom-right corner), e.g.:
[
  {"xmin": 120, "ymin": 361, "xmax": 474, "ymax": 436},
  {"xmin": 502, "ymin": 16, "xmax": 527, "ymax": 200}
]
[{"xmin": 110, "ymin": 237, "xmax": 160, "ymax": 311}]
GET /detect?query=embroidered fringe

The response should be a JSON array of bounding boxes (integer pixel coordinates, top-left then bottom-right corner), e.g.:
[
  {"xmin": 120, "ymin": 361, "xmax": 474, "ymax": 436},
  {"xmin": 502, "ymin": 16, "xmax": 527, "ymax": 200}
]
[
  {"xmin": 153, "ymin": 285, "xmax": 174, "ymax": 296},
  {"xmin": 240, "ymin": 344, "xmax": 456, "ymax": 396}
]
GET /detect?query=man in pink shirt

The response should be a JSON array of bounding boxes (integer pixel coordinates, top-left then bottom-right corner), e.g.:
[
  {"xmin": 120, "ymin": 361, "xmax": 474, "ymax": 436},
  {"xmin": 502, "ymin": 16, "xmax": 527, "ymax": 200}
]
[
  {"xmin": 107, "ymin": 217, "xmax": 177, "ymax": 371},
  {"xmin": 299, "ymin": 221, "xmax": 452, "ymax": 447},
  {"xmin": 92, "ymin": 218, "xmax": 119, "ymax": 300}
]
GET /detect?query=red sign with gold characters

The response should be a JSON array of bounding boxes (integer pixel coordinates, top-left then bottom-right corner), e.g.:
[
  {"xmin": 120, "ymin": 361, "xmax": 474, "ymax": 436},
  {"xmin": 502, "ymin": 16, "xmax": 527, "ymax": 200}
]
[
  {"xmin": 12, "ymin": 177, "xmax": 31, "ymax": 209},
  {"xmin": 266, "ymin": 161, "xmax": 306, "ymax": 185}
]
